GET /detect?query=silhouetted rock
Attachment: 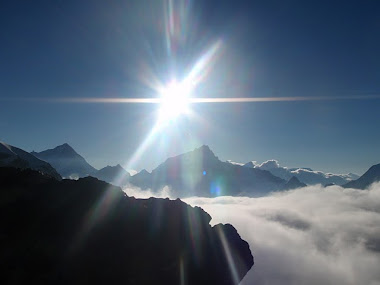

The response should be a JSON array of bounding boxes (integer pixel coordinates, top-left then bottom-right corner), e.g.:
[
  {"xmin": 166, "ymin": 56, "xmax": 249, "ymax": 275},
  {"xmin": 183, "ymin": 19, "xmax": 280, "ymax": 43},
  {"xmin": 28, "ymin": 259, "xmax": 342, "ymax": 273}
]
[
  {"xmin": 343, "ymin": 163, "xmax": 380, "ymax": 189},
  {"xmin": 0, "ymin": 167, "xmax": 253, "ymax": 285},
  {"xmin": 91, "ymin": 164, "xmax": 130, "ymax": 187},
  {"xmin": 0, "ymin": 141, "xmax": 61, "ymax": 180},
  {"xmin": 32, "ymin": 143, "xmax": 97, "ymax": 178},
  {"xmin": 284, "ymin": 176, "xmax": 307, "ymax": 190},
  {"xmin": 130, "ymin": 145, "xmax": 286, "ymax": 197}
]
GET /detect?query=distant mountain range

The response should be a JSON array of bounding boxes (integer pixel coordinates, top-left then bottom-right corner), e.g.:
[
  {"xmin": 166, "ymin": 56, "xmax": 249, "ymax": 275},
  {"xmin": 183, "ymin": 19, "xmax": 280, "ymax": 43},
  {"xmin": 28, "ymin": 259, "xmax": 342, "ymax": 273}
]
[
  {"xmin": 93, "ymin": 164, "xmax": 130, "ymax": 186},
  {"xmin": 31, "ymin": 143, "xmax": 97, "ymax": 178},
  {"xmin": 229, "ymin": 159, "xmax": 359, "ymax": 186},
  {"xmin": 31, "ymin": 143, "xmax": 131, "ymax": 186},
  {"xmin": 130, "ymin": 145, "xmax": 287, "ymax": 197},
  {"xmin": 0, "ymin": 141, "xmax": 61, "ymax": 180},
  {"xmin": 1, "ymin": 140, "xmax": 379, "ymax": 196}
]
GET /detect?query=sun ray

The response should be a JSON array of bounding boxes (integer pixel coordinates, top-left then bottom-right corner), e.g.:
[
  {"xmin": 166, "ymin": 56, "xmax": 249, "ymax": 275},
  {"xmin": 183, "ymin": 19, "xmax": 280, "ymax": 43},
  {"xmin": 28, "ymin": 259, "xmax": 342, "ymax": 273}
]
[
  {"xmin": 124, "ymin": 121, "xmax": 162, "ymax": 171},
  {"xmin": 4, "ymin": 94, "xmax": 379, "ymax": 104}
]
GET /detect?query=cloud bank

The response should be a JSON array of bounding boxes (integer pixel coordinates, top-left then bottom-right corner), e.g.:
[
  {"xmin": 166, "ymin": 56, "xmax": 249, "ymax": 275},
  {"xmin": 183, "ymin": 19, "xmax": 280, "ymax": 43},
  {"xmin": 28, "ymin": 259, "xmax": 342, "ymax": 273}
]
[
  {"xmin": 124, "ymin": 183, "xmax": 380, "ymax": 285},
  {"xmin": 123, "ymin": 184, "xmax": 173, "ymax": 199}
]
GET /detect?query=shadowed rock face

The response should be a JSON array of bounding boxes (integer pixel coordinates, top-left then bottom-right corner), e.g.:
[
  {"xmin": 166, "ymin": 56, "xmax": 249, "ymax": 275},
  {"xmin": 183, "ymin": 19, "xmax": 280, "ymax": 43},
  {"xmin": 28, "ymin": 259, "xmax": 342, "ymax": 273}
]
[{"xmin": 0, "ymin": 167, "xmax": 253, "ymax": 285}]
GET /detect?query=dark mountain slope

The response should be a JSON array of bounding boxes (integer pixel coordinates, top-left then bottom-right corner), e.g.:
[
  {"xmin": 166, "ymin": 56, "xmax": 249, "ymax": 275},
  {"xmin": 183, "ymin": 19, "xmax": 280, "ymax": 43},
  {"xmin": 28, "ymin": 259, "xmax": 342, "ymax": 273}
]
[
  {"xmin": 0, "ymin": 141, "xmax": 61, "ymax": 180},
  {"xmin": 343, "ymin": 163, "xmax": 380, "ymax": 189},
  {"xmin": 0, "ymin": 167, "xmax": 253, "ymax": 285}
]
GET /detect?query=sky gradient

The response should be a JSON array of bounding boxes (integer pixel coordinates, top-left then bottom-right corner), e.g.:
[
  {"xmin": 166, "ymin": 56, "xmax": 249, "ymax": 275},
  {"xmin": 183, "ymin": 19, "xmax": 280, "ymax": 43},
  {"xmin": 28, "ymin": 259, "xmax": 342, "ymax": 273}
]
[{"xmin": 1, "ymin": 0, "xmax": 379, "ymax": 175}]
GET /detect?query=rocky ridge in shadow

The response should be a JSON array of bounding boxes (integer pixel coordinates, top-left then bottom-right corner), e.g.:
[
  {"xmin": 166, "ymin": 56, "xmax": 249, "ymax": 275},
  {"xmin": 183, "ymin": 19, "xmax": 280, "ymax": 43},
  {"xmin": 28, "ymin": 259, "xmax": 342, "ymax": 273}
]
[{"xmin": 0, "ymin": 167, "xmax": 253, "ymax": 284}]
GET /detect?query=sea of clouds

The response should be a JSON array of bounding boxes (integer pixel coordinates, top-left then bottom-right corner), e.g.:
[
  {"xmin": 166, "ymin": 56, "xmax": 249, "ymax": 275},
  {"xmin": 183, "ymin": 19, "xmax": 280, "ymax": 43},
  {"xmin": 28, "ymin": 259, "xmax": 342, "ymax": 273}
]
[{"xmin": 124, "ymin": 183, "xmax": 380, "ymax": 285}]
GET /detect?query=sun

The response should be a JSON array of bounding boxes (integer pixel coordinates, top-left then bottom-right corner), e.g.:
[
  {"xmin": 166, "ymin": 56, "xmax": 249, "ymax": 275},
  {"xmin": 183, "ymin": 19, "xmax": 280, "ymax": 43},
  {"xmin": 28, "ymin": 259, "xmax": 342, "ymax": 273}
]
[{"xmin": 158, "ymin": 80, "xmax": 191, "ymax": 123}]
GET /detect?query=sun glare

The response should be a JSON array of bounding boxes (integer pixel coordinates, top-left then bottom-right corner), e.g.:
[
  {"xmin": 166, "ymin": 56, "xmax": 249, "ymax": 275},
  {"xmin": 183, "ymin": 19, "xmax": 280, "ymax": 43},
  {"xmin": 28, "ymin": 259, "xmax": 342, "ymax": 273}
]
[{"xmin": 158, "ymin": 80, "xmax": 191, "ymax": 123}]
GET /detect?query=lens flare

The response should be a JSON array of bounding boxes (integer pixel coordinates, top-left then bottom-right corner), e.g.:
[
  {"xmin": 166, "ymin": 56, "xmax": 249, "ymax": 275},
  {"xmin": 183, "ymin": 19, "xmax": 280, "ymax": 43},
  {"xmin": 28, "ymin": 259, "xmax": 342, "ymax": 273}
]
[{"xmin": 158, "ymin": 80, "xmax": 191, "ymax": 123}]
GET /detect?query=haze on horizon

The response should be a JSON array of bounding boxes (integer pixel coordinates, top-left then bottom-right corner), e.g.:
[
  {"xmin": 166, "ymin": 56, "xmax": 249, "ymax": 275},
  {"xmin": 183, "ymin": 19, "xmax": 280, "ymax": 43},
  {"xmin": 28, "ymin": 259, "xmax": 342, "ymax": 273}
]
[{"xmin": 1, "ymin": 0, "xmax": 379, "ymax": 175}]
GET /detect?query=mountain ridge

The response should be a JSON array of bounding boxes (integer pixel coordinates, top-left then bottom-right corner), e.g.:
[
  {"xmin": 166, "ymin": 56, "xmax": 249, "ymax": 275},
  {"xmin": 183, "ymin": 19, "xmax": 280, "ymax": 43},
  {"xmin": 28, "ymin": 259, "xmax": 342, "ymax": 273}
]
[
  {"xmin": 91, "ymin": 164, "xmax": 131, "ymax": 187},
  {"xmin": 0, "ymin": 166, "xmax": 253, "ymax": 284},
  {"xmin": 130, "ymin": 145, "xmax": 287, "ymax": 197},
  {"xmin": 32, "ymin": 143, "xmax": 97, "ymax": 178},
  {"xmin": 0, "ymin": 141, "xmax": 61, "ymax": 180},
  {"xmin": 237, "ymin": 159, "xmax": 359, "ymax": 185},
  {"xmin": 343, "ymin": 163, "xmax": 380, "ymax": 189}
]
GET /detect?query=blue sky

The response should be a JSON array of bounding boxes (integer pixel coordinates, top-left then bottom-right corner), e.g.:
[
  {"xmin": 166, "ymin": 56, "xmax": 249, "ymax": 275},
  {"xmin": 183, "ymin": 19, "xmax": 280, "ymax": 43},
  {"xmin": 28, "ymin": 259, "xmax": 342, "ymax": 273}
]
[{"xmin": 0, "ymin": 0, "xmax": 379, "ymax": 174}]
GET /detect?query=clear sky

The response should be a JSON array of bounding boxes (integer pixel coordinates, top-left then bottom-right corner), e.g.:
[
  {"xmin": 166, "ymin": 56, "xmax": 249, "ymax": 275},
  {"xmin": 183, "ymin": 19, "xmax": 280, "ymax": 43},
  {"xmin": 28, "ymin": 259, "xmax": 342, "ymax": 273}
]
[{"xmin": 0, "ymin": 0, "xmax": 379, "ymax": 175}]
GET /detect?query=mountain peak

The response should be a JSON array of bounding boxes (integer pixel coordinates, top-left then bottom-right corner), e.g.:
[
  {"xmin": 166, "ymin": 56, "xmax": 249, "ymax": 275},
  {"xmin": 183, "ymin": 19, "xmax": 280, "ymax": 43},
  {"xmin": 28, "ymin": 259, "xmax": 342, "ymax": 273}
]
[
  {"xmin": 0, "ymin": 141, "xmax": 61, "ymax": 180},
  {"xmin": 162, "ymin": 145, "xmax": 219, "ymax": 166},
  {"xmin": 32, "ymin": 143, "xmax": 96, "ymax": 178},
  {"xmin": 244, "ymin": 161, "xmax": 257, "ymax": 168},
  {"xmin": 54, "ymin": 143, "xmax": 76, "ymax": 153},
  {"xmin": 102, "ymin": 164, "xmax": 126, "ymax": 172},
  {"xmin": 0, "ymin": 141, "xmax": 15, "ymax": 155},
  {"xmin": 200, "ymin": 144, "xmax": 210, "ymax": 150},
  {"xmin": 288, "ymin": 176, "xmax": 302, "ymax": 184},
  {"xmin": 131, "ymin": 144, "xmax": 286, "ymax": 197},
  {"xmin": 343, "ymin": 163, "xmax": 380, "ymax": 189},
  {"xmin": 195, "ymin": 145, "xmax": 217, "ymax": 158},
  {"xmin": 284, "ymin": 176, "xmax": 307, "ymax": 190},
  {"xmin": 139, "ymin": 169, "xmax": 150, "ymax": 175}
]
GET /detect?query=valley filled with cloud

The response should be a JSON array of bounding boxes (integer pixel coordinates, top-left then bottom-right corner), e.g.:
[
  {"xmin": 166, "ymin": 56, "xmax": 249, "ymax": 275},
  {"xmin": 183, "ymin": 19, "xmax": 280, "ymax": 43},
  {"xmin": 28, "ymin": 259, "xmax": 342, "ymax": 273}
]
[{"xmin": 125, "ymin": 183, "xmax": 380, "ymax": 285}]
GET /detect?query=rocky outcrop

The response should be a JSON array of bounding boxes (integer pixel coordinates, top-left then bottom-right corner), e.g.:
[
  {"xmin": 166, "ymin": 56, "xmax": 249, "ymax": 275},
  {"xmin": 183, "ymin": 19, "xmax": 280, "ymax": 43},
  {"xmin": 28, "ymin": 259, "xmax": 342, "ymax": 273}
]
[{"xmin": 0, "ymin": 167, "xmax": 253, "ymax": 284}]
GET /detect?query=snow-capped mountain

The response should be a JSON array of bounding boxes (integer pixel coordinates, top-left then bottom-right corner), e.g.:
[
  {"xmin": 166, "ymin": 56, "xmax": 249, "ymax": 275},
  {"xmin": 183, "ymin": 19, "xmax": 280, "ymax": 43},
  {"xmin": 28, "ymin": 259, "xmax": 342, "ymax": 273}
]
[
  {"xmin": 31, "ymin": 143, "xmax": 96, "ymax": 178},
  {"xmin": 91, "ymin": 164, "xmax": 130, "ymax": 187},
  {"xmin": 0, "ymin": 141, "xmax": 61, "ymax": 180},
  {"xmin": 130, "ymin": 145, "xmax": 287, "ymax": 197},
  {"xmin": 343, "ymin": 163, "xmax": 380, "ymax": 189},
  {"xmin": 238, "ymin": 159, "xmax": 359, "ymax": 185}
]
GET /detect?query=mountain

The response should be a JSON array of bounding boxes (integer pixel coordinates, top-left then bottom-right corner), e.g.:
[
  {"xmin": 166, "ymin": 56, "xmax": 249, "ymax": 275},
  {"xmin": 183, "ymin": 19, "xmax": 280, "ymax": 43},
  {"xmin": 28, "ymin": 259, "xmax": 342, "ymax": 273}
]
[
  {"xmin": 240, "ymin": 159, "xmax": 359, "ymax": 185},
  {"xmin": 0, "ymin": 141, "xmax": 61, "ymax": 180},
  {"xmin": 128, "ymin": 168, "xmax": 151, "ymax": 189},
  {"xmin": 130, "ymin": 145, "xmax": 286, "ymax": 198},
  {"xmin": 0, "ymin": 167, "xmax": 253, "ymax": 284},
  {"xmin": 91, "ymin": 164, "xmax": 130, "ymax": 187},
  {"xmin": 283, "ymin": 176, "xmax": 307, "ymax": 190},
  {"xmin": 32, "ymin": 143, "xmax": 97, "ymax": 178},
  {"xmin": 343, "ymin": 163, "xmax": 380, "ymax": 189}
]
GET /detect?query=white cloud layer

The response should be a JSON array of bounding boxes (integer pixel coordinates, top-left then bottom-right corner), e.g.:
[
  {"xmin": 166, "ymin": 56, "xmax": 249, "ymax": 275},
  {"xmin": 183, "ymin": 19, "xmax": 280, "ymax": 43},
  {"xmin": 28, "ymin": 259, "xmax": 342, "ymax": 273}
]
[
  {"xmin": 124, "ymin": 183, "xmax": 380, "ymax": 285},
  {"xmin": 123, "ymin": 184, "xmax": 173, "ymax": 199}
]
